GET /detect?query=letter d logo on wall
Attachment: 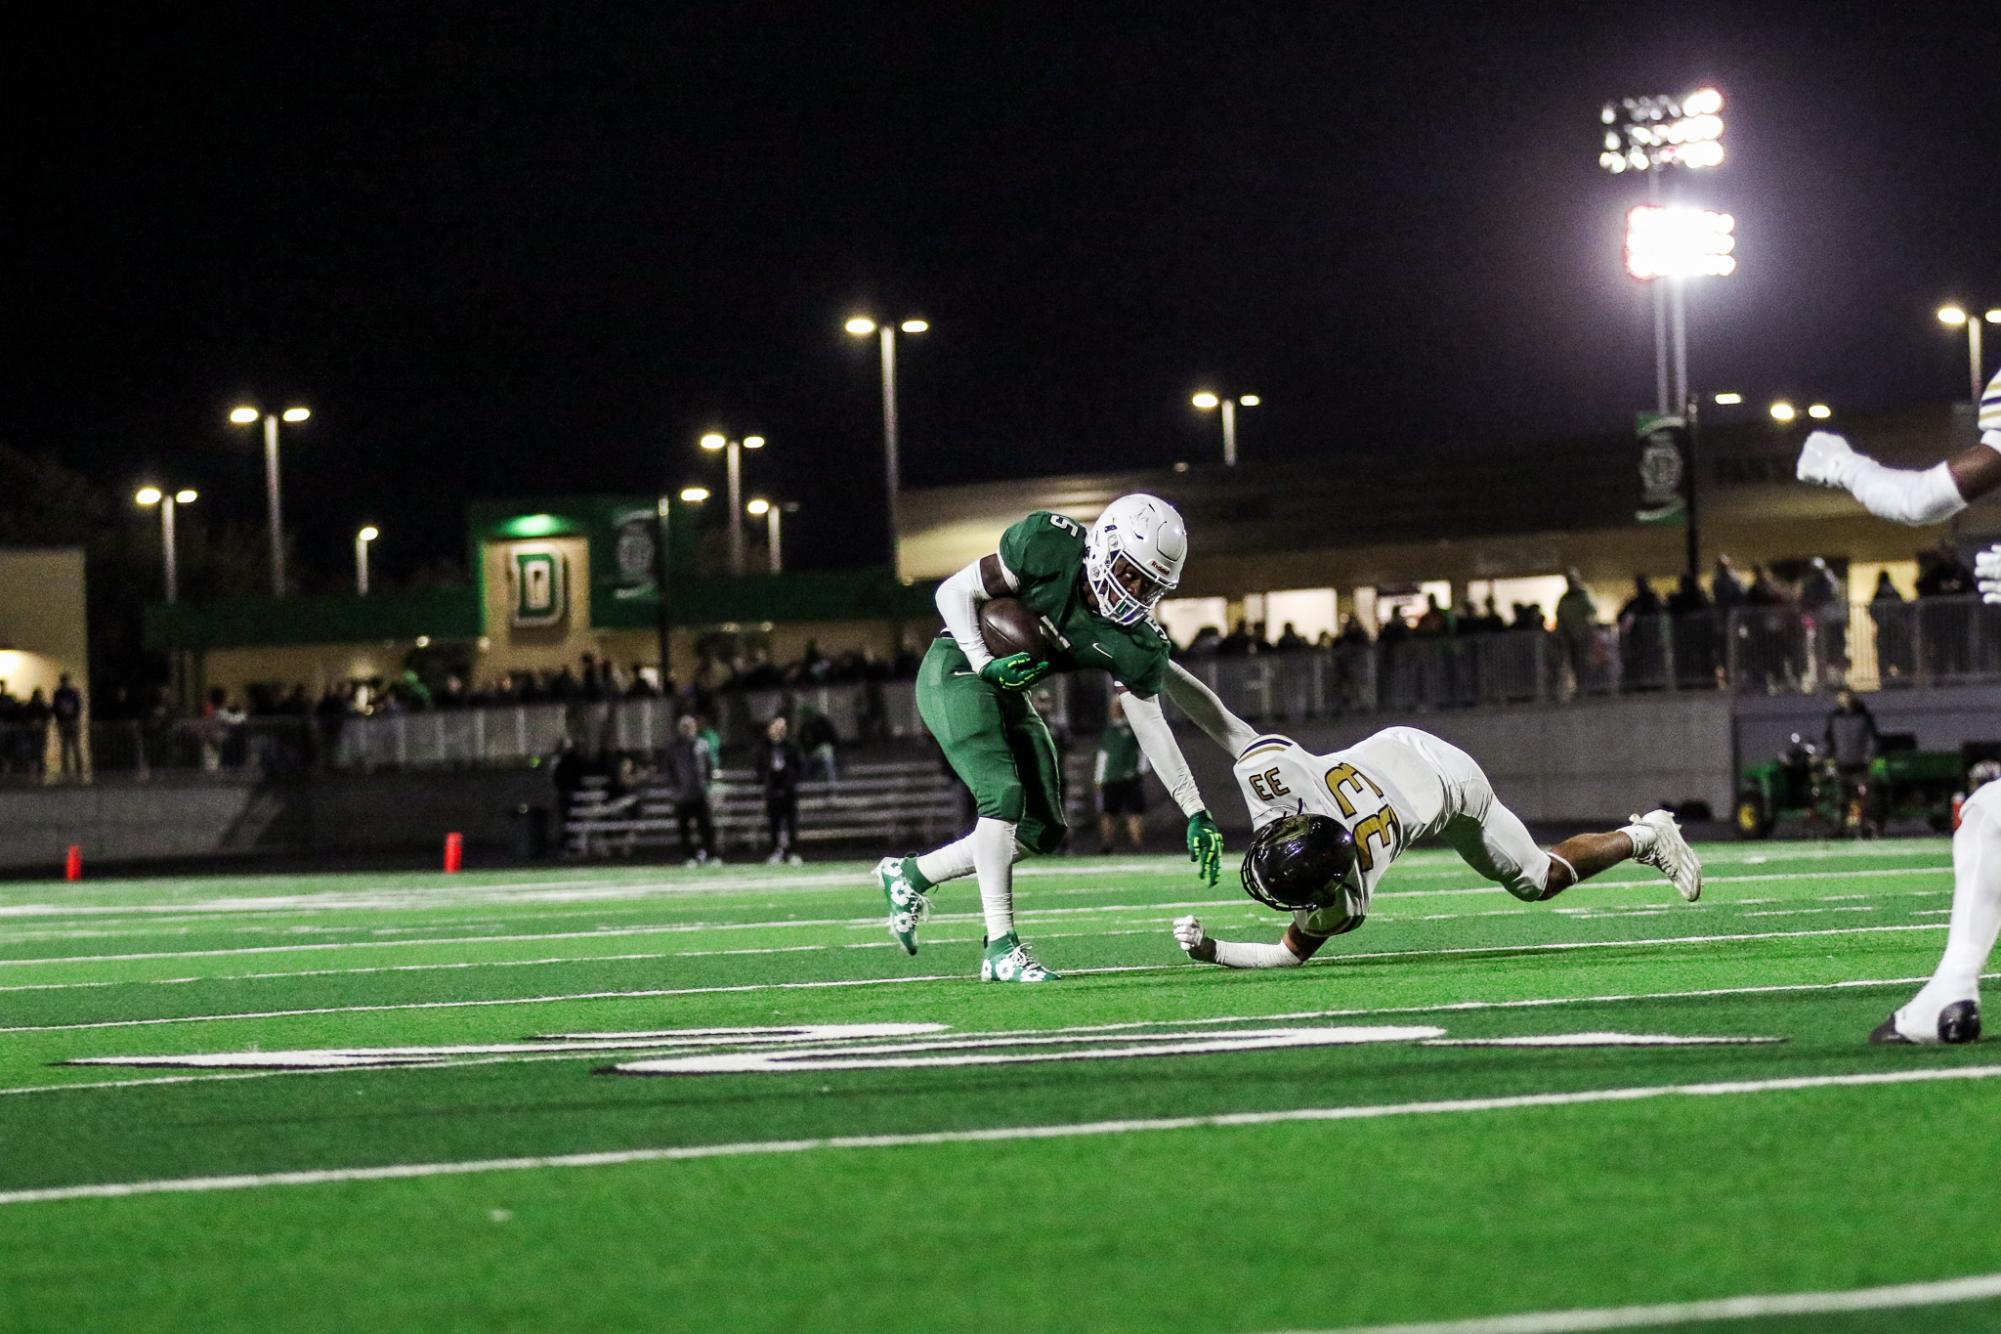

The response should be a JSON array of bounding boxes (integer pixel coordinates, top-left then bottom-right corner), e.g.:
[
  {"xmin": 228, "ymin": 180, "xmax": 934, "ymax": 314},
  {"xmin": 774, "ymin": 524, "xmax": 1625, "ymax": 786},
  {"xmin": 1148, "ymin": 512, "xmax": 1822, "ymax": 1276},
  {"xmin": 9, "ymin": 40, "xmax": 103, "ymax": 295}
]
[{"xmin": 510, "ymin": 544, "xmax": 567, "ymax": 627}]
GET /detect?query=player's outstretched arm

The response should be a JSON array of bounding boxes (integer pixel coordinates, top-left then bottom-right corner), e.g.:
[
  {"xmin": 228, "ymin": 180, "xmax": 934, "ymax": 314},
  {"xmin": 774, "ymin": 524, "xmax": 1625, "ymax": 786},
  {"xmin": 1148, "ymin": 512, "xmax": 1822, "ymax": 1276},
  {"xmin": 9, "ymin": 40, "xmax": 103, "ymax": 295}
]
[
  {"xmin": 1172, "ymin": 915, "xmax": 1326, "ymax": 968},
  {"xmin": 1123, "ymin": 690, "xmax": 1224, "ymax": 883},
  {"xmin": 1158, "ymin": 661, "xmax": 1260, "ymax": 756},
  {"xmin": 1796, "ymin": 430, "xmax": 2001, "ymax": 526}
]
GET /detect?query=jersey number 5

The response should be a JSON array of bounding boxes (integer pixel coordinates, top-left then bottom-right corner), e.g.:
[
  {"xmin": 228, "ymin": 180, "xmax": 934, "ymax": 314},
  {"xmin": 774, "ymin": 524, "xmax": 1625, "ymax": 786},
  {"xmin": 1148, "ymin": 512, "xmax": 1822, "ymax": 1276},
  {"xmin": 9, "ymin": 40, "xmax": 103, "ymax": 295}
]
[{"xmin": 1047, "ymin": 514, "xmax": 1084, "ymax": 537}]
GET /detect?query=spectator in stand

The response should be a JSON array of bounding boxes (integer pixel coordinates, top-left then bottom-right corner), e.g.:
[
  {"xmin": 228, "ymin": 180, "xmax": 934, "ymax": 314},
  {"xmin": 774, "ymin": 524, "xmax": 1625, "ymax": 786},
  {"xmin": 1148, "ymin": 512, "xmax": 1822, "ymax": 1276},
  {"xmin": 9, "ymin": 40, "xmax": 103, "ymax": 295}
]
[
  {"xmin": 1617, "ymin": 575, "xmax": 1667, "ymax": 689},
  {"xmin": 18, "ymin": 687, "xmax": 50, "ymax": 780},
  {"xmin": 1870, "ymin": 572, "xmax": 1911, "ymax": 683},
  {"xmin": 664, "ymin": 714, "xmax": 718, "ymax": 866},
  {"xmin": 1184, "ymin": 626, "xmax": 1221, "ymax": 656},
  {"xmin": 550, "ymin": 734, "xmax": 586, "ymax": 823},
  {"xmin": 1916, "ymin": 541, "xmax": 1976, "ymax": 679},
  {"xmin": 796, "ymin": 706, "xmax": 838, "ymax": 782},
  {"xmin": 1555, "ymin": 570, "xmax": 1598, "ymax": 696},
  {"xmin": 1093, "ymin": 694, "xmax": 1149, "ymax": 853},
  {"xmin": 1824, "ymin": 688, "xmax": 1880, "ymax": 835},
  {"xmin": 1217, "ymin": 620, "xmax": 1254, "ymax": 656},
  {"xmin": 51, "ymin": 673, "xmax": 84, "ymax": 779},
  {"xmin": 1274, "ymin": 621, "xmax": 1309, "ymax": 653},
  {"xmin": 757, "ymin": 715, "xmax": 804, "ymax": 864},
  {"xmin": 1667, "ymin": 571, "xmax": 1716, "ymax": 687},
  {"xmin": 1799, "ymin": 557, "xmax": 1849, "ymax": 682},
  {"xmin": 627, "ymin": 663, "xmax": 659, "ymax": 697},
  {"xmin": 1414, "ymin": 595, "xmax": 1450, "ymax": 635}
]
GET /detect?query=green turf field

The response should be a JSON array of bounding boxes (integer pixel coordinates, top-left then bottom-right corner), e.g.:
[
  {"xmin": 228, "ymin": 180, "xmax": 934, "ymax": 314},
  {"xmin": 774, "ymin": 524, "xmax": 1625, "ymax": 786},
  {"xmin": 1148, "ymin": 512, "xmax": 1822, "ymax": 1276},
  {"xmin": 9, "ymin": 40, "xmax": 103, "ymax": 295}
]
[{"xmin": 3, "ymin": 839, "xmax": 1999, "ymax": 1333}]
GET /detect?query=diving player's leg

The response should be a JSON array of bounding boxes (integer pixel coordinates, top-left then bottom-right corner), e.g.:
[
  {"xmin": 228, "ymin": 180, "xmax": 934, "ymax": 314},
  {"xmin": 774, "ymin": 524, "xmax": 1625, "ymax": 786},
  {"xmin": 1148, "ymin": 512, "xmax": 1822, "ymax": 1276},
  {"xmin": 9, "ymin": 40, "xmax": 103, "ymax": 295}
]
[
  {"xmin": 1430, "ymin": 736, "xmax": 1699, "ymax": 901},
  {"xmin": 1875, "ymin": 782, "xmax": 2000, "ymax": 1044}
]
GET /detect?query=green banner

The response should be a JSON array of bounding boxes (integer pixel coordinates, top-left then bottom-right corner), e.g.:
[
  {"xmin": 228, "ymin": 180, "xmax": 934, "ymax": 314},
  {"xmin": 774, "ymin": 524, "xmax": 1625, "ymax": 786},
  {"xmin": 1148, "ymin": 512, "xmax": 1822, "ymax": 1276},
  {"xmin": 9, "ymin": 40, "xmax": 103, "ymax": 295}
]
[{"xmin": 1636, "ymin": 411, "xmax": 1688, "ymax": 525}]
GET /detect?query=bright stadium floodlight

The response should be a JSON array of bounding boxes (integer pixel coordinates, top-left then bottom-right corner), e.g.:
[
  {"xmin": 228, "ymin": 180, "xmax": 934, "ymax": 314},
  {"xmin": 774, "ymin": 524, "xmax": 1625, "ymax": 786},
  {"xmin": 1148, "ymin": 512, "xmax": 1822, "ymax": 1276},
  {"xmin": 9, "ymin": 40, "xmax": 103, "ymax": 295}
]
[
  {"xmin": 175, "ymin": 488, "xmax": 198, "ymax": 504},
  {"xmin": 135, "ymin": 486, "xmax": 163, "ymax": 507},
  {"xmin": 1938, "ymin": 302, "xmax": 1998, "ymax": 405},
  {"xmin": 281, "ymin": 406, "xmax": 311, "ymax": 423},
  {"xmin": 844, "ymin": 315, "xmax": 878, "ymax": 336},
  {"xmin": 230, "ymin": 400, "xmax": 311, "ymax": 596},
  {"xmin": 1625, "ymin": 206, "xmax": 1737, "ymax": 281},
  {"xmin": 228, "ymin": 406, "xmax": 260, "ymax": 425},
  {"xmin": 697, "ymin": 432, "xmax": 770, "ymax": 574},
  {"xmin": 1807, "ymin": 403, "xmax": 1832, "ymax": 420},
  {"xmin": 1770, "ymin": 401, "xmax": 1797, "ymax": 423},
  {"xmin": 1598, "ymin": 87, "xmax": 1726, "ymax": 175},
  {"xmin": 699, "ymin": 433, "xmax": 727, "ymax": 451},
  {"xmin": 746, "ymin": 498, "xmax": 771, "ymax": 516},
  {"xmin": 1189, "ymin": 390, "xmax": 1258, "ymax": 465},
  {"xmin": 1190, "ymin": 391, "xmax": 1220, "ymax": 410},
  {"xmin": 1712, "ymin": 391, "xmax": 1743, "ymax": 405},
  {"xmin": 135, "ymin": 484, "xmax": 195, "ymax": 602},
  {"xmin": 679, "ymin": 485, "xmax": 710, "ymax": 503},
  {"xmin": 899, "ymin": 319, "xmax": 929, "ymax": 334}
]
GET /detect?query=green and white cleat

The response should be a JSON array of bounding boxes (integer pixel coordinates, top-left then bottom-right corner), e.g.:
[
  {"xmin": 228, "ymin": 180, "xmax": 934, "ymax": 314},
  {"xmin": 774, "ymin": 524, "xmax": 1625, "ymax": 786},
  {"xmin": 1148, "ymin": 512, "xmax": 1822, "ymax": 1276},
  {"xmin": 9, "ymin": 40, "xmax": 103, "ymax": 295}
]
[
  {"xmin": 980, "ymin": 931, "xmax": 1059, "ymax": 982},
  {"xmin": 874, "ymin": 855, "xmax": 929, "ymax": 955},
  {"xmin": 1629, "ymin": 809, "xmax": 1702, "ymax": 902}
]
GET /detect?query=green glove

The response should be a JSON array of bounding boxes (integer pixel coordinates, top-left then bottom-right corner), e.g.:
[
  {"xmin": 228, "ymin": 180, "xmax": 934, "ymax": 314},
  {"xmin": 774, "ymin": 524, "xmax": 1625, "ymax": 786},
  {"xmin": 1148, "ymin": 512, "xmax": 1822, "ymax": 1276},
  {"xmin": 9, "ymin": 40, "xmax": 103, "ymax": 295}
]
[
  {"xmin": 1186, "ymin": 810, "xmax": 1223, "ymax": 886},
  {"xmin": 980, "ymin": 652, "xmax": 1051, "ymax": 692}
]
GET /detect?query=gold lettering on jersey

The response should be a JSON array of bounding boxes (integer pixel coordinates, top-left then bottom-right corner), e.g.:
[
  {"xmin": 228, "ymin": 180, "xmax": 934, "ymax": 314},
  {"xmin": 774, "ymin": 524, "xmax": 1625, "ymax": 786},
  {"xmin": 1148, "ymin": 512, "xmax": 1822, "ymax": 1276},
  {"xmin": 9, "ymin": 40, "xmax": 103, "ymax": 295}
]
[
  {"xmin": 1352, "ymin": 806, "xmax": 1402, "ymax": 873},
  {"xmin": 1322, "ymin": 762, "xmax": 1384, "ymax": 819}
]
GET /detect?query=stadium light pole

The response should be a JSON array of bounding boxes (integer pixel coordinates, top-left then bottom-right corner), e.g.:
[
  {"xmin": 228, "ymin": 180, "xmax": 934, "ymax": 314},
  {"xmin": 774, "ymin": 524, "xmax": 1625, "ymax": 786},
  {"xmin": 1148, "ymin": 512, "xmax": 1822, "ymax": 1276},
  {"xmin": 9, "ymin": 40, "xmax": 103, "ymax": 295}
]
[
  {"xmin": 1598, "ymin": 87, "xmax": 1726, "ymax": 415},
  {"xmin": 229, "ymin": 403, "xmax": 310, "ymax": 597},
  {"xmin": 135, "ymin": 486, "xmax": 197, "ymax": 604},
  {"xmin": 1190, "ymin": 391, "xmax": 1260, "ymax": 466},
  {"xmin": 699, "ymin": 433, "xmax": 765, "ymax": 576},
  {"xmin": 354, "ymin": 525, "xmax": 379, "ymax": 596},
  {"xmin": 1623, "ymin": 204, "xmax": 1735, "ymax": 411},
  {"xmin": 845, "ymin": 315, "xmax": 928, "ymax": 578},
  {"xmin": 746, "ymin": 498, "xmax": 799, "ymax": 574},
  {"xmin": 1938, "ymin": 305, "xmax": 2001, "ymax": 406}
]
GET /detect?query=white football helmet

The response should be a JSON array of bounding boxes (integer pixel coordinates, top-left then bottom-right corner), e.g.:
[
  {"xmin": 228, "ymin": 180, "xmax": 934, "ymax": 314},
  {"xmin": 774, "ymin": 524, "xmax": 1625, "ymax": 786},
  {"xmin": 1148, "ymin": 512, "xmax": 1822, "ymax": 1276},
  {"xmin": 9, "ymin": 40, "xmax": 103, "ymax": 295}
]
[{"xmin": 1084, "ymin": 494, "xmax": 1186, "ymax": 626}]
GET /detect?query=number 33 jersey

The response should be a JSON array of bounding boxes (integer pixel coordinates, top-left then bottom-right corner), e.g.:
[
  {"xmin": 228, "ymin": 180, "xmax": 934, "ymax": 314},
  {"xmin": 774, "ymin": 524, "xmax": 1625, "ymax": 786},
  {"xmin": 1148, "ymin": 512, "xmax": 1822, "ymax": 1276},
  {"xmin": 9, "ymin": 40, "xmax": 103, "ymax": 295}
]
[{"xmin": 1232, "ymin": 726, "xmax": 1477, "ymax": 929}]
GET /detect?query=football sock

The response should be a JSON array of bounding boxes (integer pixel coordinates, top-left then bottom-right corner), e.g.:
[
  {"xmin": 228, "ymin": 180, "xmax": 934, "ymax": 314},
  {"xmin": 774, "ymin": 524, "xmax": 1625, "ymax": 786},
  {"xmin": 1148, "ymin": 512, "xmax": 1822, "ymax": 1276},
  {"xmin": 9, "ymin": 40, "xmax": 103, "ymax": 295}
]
[
  {"xmin": 1904, "ymin": 799, "xmax": 2001, "ymax": 1021},
  {"xmin": 914, "ymin": 830, "xmax": 1029, "ymax": 889},
  {"xmin": 973, "ymin": 817, "xmax": 1019, "ymax": 940},
  {"xmin": 1617, "ymin": 818, "xmax": 1656, "ymax": 858}
]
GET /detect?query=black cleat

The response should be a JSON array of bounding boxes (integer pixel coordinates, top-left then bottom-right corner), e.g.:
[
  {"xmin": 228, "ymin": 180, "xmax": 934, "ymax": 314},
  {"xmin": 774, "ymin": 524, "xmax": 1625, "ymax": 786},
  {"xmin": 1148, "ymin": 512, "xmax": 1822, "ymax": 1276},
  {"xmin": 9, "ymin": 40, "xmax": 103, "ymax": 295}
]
[
  {"xmin": 1938, "ymin": 1000, "xmax": 1982, "ymax": 1044},
  {"xmin": 1869, "ymin": 1001, "xmax": 1982, "ymax": 1045},
  {"xmin": 1868, "ymin": 1014, "xmax": 1912, "ymax": 1045}
]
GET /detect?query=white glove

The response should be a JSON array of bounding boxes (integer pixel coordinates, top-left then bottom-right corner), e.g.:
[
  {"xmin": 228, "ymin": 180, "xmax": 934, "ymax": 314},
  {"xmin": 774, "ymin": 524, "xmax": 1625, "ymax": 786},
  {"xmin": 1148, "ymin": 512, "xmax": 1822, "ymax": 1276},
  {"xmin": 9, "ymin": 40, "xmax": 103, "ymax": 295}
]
[
  {"xmin": 1979, "ymin": 546, "xmax": 2001, "ymax": 606},
  {"xmin": 1795, "ymin": 431, "xmax": 1860, "ymax": 488},
  {"xmin": 1171, "ymin": 914, "xmax": 1209, "ymax": 956}
]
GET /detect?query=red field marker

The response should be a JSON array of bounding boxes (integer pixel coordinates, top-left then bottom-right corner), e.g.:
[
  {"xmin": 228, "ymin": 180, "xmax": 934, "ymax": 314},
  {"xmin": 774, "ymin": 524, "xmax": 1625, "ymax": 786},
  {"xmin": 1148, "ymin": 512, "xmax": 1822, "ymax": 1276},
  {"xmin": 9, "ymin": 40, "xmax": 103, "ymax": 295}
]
[
  {"xmin": 64, "ymin": 845, "xmax": 82, "ymax": 882},
  {"xmin": 443, "ymin": 831, "xmax": 464, "ymax": 873}
]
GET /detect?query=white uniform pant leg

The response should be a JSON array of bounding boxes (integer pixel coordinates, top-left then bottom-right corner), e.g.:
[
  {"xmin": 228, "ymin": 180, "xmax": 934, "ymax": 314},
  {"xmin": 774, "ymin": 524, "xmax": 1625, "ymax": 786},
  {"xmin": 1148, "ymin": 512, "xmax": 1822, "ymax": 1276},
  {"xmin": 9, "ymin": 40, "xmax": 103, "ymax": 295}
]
[
  {"xmin": 1421, "ymin": 736, "xmax": 1551, "ymax": 902},
  {"xmin": 1899, "ymin": 783, "xmax": 2001, "ymax": 1026}
]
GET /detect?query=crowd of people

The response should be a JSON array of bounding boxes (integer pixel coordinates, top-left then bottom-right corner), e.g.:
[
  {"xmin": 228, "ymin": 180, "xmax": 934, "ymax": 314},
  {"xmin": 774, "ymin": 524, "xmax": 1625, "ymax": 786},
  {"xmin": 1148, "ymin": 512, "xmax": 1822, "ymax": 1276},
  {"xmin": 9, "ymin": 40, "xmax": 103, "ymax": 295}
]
[{"xmin": 0, "ymin": 674, "xmax": 87, "ymax": 779}]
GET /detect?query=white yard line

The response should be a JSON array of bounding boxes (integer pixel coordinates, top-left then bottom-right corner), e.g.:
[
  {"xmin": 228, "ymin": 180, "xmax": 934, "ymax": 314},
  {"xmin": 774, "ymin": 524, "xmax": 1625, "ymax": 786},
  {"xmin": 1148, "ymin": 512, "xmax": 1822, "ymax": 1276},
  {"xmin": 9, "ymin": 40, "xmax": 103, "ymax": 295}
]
[
  {"xmin": 2, "ymin": 1064, "xmax": 1996, "ymax": 1207},
  {"xmin": 0, "ymin": 922, "xmax": 1959, "ymax": 1035},
  {"xmin": 1291, "ymin": 1271, "xmax": 2001, "ymax": 1333},
  {"xmin": 8, "ymin": 970, "xmax": 1992, "ymax": 1098}
]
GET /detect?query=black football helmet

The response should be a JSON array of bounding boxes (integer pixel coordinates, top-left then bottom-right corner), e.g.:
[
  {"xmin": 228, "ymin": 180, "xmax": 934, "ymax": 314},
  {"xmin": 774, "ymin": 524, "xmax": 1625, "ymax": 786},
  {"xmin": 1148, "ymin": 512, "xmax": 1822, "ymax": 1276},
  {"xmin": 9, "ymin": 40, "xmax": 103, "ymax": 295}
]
[{"xmin": 1240, "ymin": 813, "xmax": 1358, "ymax": 912}]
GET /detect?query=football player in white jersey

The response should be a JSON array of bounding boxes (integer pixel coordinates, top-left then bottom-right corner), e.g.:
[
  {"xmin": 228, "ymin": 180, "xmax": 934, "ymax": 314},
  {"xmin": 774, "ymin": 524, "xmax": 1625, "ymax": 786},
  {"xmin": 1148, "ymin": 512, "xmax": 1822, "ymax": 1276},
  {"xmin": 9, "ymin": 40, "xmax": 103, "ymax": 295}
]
[
  {"xmin": 1170, "ymin": 725, "xmax": 1703, "ymax": 970},
  {"xmin": 1796, "ymin": 365, "xmax": 2001, "ymax": 1044}
]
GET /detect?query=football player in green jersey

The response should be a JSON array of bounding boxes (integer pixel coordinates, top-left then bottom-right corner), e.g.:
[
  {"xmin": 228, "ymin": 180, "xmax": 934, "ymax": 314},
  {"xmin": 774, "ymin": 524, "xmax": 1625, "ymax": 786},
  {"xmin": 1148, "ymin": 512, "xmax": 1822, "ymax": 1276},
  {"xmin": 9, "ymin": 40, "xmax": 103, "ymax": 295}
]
[{"xmin": 874, "ymin": 494, "xmax": 1248, "ymax": 982}]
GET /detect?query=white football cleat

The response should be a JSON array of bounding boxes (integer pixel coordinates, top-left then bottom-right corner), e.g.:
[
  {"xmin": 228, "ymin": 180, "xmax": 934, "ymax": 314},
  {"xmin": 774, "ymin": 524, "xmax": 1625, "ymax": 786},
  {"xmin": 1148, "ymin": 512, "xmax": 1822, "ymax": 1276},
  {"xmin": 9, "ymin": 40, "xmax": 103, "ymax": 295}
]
[{"xmin": 1628, "ymin": 809, "xmax": 1702, "ymax": 902}]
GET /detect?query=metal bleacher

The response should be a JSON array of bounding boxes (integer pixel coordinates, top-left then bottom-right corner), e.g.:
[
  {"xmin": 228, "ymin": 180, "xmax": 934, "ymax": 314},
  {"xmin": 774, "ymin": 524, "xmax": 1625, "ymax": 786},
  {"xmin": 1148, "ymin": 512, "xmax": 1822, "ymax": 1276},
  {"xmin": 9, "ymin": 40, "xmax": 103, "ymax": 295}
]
[{"xmin": 561, "ymin": 758, "xmax": 966, "ymax": 859}]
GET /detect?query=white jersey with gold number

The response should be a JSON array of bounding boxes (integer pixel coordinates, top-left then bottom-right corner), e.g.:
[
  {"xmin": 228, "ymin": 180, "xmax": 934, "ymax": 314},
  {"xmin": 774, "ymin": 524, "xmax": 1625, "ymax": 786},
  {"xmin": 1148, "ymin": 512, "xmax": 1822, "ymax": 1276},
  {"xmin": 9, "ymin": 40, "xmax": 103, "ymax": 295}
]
[{"xmin": 1232, "ymin": 725, "xmax": 1549, "ymax": 936}]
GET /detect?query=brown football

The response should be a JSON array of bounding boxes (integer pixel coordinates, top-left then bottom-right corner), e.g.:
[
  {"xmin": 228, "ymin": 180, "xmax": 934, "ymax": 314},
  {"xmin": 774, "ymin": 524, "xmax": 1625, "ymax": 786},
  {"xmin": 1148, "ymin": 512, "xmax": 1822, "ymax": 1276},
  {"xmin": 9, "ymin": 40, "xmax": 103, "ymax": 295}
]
[{"xmin": 979, "ymin": 597, "xmax": 1055, "ymax": 661}]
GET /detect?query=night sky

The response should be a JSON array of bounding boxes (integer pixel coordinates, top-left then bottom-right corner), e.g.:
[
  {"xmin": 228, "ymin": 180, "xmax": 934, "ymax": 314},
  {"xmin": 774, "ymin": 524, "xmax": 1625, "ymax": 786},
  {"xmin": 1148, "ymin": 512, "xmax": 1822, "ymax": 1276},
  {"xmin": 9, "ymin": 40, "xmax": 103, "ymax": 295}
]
[{"xmin": 12, "ymin": 3, "xmax": 1999, "ymax": 587}]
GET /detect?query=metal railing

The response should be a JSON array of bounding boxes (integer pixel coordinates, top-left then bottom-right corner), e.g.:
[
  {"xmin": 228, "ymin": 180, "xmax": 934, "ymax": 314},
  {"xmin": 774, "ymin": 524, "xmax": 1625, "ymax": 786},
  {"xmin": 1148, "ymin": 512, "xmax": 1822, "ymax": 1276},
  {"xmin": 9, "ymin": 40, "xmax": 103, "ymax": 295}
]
[{"xmin": 7, "ymin": 596, "xmax": 1997, "ymax": 784}]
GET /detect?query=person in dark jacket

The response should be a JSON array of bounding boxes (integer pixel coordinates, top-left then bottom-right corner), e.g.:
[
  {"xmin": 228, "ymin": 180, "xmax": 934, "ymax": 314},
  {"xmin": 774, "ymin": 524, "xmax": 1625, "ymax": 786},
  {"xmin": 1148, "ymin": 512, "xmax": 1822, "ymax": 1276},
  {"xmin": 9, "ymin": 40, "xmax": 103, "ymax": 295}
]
[
  {"xmin": 757, "ymin": 715, "xmax": 805, "ymax": 864},
  {"xmin": 1825, "ymin": 689, "xmax": 1880, "ymax": 835},
  {"xmin": 664, "ymin": 714, "xmax": 718, "ymax": 865}
]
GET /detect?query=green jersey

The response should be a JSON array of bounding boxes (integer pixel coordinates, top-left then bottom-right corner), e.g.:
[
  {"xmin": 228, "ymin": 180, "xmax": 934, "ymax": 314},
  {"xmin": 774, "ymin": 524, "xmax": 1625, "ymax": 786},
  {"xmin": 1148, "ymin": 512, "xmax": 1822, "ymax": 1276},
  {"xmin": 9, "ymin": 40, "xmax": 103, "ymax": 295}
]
[{"xmin": 934, "ymin": 510, "xmax": 1173, "ymax": 697}]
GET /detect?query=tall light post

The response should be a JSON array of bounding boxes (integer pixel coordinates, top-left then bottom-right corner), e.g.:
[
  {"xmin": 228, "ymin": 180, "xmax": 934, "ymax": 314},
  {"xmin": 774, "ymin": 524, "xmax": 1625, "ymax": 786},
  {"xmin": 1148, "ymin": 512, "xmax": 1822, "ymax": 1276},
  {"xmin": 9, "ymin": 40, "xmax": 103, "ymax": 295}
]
[
  {"xmin": 699, "ymin": 432, "xmax": 765, "ymax": 576},
  {"xmin": 135, "ymin": 486, "xmax": 198, "ymax": 604},
  {"xmin": 1598, "ymin": 87, "xmax": 1726, "ymax": 415},
  {"xmin": 1623, "ymin": 204, "xmax": 1736, "ymax": 411},
  {"xmin": 1190, "ymin": 391, "xmax": 1260, "ymax": 466},
  {"xmin": 845, "ymin": 314, "xmax": 928, "ymax": 577},
  {"xmin": 1937, "ymin": 305, "xmax": 2001, "ymax": 406},
  {"xmin": 354, "ymin": 525, "xmax": 379, "ymax": 596},
  {"xmin": 229, "ymin": 403, "xmax": 310, "ymax": 597},
  {"xmin": 746, "ymin": 497, "xmax": 799, "ymax": 574}
]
